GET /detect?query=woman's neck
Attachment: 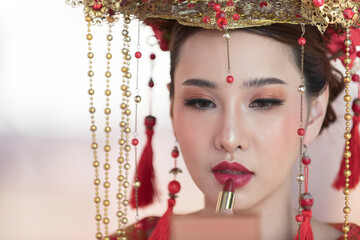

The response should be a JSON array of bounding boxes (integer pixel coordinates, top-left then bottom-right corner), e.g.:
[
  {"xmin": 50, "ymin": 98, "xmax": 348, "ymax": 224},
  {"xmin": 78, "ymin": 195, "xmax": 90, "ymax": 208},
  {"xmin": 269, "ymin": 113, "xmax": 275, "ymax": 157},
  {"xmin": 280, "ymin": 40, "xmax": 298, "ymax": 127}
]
[{"xmin": 201, "ymin": 174, "xmax": 299, "ymax": 240}]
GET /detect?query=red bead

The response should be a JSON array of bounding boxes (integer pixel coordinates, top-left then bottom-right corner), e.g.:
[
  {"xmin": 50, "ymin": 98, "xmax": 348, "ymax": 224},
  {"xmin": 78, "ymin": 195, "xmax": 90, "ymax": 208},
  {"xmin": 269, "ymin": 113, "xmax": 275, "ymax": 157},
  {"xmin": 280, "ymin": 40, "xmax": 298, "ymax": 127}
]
[
  {"xmin": 302, "ymin": 157, "xmax": 311, "ymax": 165},
  {"xmin": 298, "ymin": 37, "xmax": 306, "ymax": 46},
  {"xmin": 295, "ymin": 14, "xmax": 303, "ymax": 19},
  {"xmin": 145, "ymin": 115, "xmax": 157, "ymax": 128},
  {"xmin": 134, "ymin": 221, "xmax": 143, "ymax": 230},
  {"xmin": 188, "ymin": 3, "xmax": 195, "ymax": 8},
  {"xmin": 357, "ymin": 51, "xmax": 360, "ymax": 58},
  {"xmin": 352, "ymin": 74, "xmax": 360, "ymax": 82},
  {"xmin": 168, "ymin": 180, "xmax": 181, "ymax": 194},
  {"xmin": 312, "ymin": 0, "xmax": 324, "ymax": 7},
  {"xmin": 148, "ymin": 79, "xmax": 154, "ymax": 88},
  {"xmin": 226, "ymin": 1, "xmax": 234, "ymax": 7},
  {"xmin": 135, "ymin": 51, "xmax": 142, "ymax": 59},
  {"xmin": 226, "ymin": 75, "xmax": 234, "ymax": 83},
  {"xmin": 217, "ymin": 17, "xmax": 227, "ymax": 30},
  {"xmin": 203, "ymin": 16, "xmax": 210, "ymax": 23},
  {"xmin": 216, "ymin": 10, "xmax": 226, "ymax": 19},
  {"xmin": 213, "ymin": 3, "xmax": 221, "ymax": 11},
  {"xmin": 132, "ymin": 138, "xmax": 139, "ymax": 146},
  {"xmin": 172, "ymin": 150, "xmax": 179, "ymax": 158},
  {"xmin": 259, "ymin": 1, "xmax": 267, "ymax": 7},
  {"xmin": 297, "ymin": 128, "xmax": 305, "ymax": 136},
  {"xmin": 344, "ymin": 8, "xmax": 355, "ymax": 20},
  {"xmin": 92, "ymin": 4, "xmax": 102, "ymax": 11},
  {"xmin": 233, "ymin": 14, "xmax": 240, "ymax": 20},
  {"xmin": 208, "ymin": 1, "xmax": 215, "ymax": 7},
  {"xmin": 295, "ymin": 214, "xmax": 303, "ymax": 223},
  {"xmin": 352, "ymin": 99, "xmax": 360, "ymax": 115},
  {"xmin": 150, "ymin": 53, "xmax": 156, "ymax": 60},
  {"xmin": 300, "ymin": 192, "xmax": 314, "ymax": 210},
  {"xmin": 301, "ymin": 197, "xmax": 314, "ymax": 208}
]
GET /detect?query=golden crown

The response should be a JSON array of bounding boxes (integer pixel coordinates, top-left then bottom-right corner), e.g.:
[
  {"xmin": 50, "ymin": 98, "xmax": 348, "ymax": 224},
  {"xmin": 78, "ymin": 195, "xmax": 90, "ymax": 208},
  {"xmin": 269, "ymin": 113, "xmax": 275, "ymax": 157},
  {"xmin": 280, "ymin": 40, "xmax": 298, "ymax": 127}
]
[{"xmin": 67, "ymin": 0, "xmax": 360, "ymax": 33}]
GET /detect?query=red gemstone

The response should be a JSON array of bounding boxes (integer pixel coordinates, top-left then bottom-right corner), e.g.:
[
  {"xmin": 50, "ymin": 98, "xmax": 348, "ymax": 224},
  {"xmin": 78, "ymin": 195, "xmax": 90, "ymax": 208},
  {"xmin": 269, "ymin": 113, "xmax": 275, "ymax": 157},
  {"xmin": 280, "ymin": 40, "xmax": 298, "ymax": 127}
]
[
  {"xmin": 226, "ymin": 75, "xmax": 234, "ymax": 83},
  {"xmin": 168, "ymin": 180, "xmax": 181, "ymax": 194},
  {"xmin": 217, "ymin": 17, "xmax": 227, "ymax": 30},
  {"xmin": 352, "ymin": 74, "xmax": 360, "ymax": 82},
  {"xmin": 312, "ymin": 0, "xmax": 324, "ymax": 7},
  {"xmin": 302, "ymin": 157, "xmax": 311, "ymax": 165},
  {"xmin": 134, "ymin": 221, "xmax": 143, "ymax": 230},
  {"xmin": 344, "ymin": 8, "xmax": 355, "ymax": 19},
  {"xmin": 208, "ymin": 1, "xmax": 215, "ymax": 7},
  {"xmin": 213, "ymin": 3, "xmax": 221, "ymax": 11},
  {"xmin": 216, "ymin": 10, "xmax": 226, "ymax": 19},
  {"xmin": 297, "ymin": 128, "xmax": 305, "ymax": 136},
  {"xmin": 233, "ymin": 14, "xmax": 240, "ymax": 20},
  {"xmin": 259, "ymin": 1, "xmax": 267, "ymax": 8},
  {"xmin": 352, "ymin": 99, "xmax": 360, "ymax": 115},
  {"xmin": 148, "ymin": 79, "xmax": 154, "ymax": 88},
  {"xmin": 172, "ymin": 150, "xmax": 179, "ymax": 158},
  {"xmin": 298, "ymin": 37, "xmax": 306, "ymax": 46},
  {"xmin": 188, "ymin": 3, "xmax": 195, "ymax": 8},
  {"xmin": 203, "ymin": 16, "xmax": 210, "ymax": 23},
  {"xmin": 132, "ymin": 138, "xmax": 139, "ymax": 146},
  {"xmin": 108, "ymin": 8, "xmax": 115, "ymax": 16},
  {"xmin": 227, "ymin": 1, "xmax": 234, "ymax": 7},
  {"xmin": 150, "ymin": 53, "xmax": 156, "ymax": 60},
  {"xmin": 92, "ymin": 4, "xmax": 102, "ymax": 11},
  {"xmin": 295, "ymin": 214, "xmax": 303, "ymax": 223},
  {"xmin": 135, "ymin": 51, "xmax": 142, "ymax": 59}
]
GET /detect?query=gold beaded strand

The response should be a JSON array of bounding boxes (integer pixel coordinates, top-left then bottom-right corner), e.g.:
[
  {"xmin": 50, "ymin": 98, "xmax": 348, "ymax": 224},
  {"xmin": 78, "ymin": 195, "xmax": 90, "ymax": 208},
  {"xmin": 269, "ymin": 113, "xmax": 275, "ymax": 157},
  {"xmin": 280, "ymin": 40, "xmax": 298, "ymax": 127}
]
[
  {"xmin": 342, "ymin": 27, "xmax": 352, "ymax": 240},
  {"xmin": 117, "ymin": 14, "xmax": 132, "ymax": 240},
  {"xmin": 132, "ymin": 19, "xmax": 142, "ymax": 224},
  {"xmin": 101, "ymin": 23, "xmax": 113, "ymax": 240},
  {"xmin": 86, "ymin": 15, "xmax": 103, "ymax": 240}
]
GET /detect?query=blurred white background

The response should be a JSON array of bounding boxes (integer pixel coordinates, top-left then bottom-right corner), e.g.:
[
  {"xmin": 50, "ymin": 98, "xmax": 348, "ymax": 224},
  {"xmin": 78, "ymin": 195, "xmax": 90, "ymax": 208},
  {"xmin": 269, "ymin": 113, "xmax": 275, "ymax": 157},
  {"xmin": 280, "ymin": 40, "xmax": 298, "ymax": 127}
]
[{"xmin": 0, "ymin": 1, "xmax": 359, "ymax": 239}]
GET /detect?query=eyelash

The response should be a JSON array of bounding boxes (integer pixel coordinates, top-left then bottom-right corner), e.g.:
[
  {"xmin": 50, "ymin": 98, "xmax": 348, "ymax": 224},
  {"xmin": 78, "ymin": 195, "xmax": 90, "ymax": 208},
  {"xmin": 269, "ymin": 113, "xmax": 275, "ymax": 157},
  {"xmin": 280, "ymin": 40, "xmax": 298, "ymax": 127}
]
[{"xmin": 183, "ymin": 98, "xmax": 284, "ymax": 111}]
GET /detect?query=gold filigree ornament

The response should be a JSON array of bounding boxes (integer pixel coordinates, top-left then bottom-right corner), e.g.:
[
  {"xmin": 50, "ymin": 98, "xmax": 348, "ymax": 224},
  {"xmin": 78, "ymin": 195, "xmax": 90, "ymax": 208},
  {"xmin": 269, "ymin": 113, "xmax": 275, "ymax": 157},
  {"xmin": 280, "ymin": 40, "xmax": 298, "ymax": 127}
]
[{"xmin": 67, "ymin": 0, "xmax": 360, "ymax": 31}]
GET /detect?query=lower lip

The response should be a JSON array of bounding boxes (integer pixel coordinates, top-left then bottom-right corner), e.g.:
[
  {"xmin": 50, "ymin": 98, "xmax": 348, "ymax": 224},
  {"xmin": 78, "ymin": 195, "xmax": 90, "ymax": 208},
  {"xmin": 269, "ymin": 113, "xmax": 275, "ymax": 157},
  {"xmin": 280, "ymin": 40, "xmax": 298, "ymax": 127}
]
[{"xmin": 213, "ymin": 171, "xmax": 253, "ymax": 188}]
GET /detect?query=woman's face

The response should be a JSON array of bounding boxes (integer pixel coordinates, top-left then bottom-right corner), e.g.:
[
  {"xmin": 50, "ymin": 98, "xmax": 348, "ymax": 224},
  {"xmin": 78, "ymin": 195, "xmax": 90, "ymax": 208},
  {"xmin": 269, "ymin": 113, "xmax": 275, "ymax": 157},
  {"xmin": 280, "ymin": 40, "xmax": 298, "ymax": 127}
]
[{"xmin": 171, "ymin": 30, "xmax": 307, "ymax": 211}]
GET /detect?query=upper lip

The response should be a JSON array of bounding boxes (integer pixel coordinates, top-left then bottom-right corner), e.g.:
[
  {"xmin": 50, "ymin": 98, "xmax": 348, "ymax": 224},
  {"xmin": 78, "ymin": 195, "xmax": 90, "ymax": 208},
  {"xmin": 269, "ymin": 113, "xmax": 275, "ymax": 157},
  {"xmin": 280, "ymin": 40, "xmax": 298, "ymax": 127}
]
[{"xmin": 212, "ymin": 161, "xmax": 253, "ymax": 174}]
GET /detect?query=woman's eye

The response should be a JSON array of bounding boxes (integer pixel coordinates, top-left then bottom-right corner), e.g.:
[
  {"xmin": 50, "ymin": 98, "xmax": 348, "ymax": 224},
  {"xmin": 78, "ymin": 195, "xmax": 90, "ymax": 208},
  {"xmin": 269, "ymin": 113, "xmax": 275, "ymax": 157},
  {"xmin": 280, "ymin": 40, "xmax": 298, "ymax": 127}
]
[
  {"xmin": 183, "ymin": 98, "xmax": 216, "ymax": 111},
  {"xmin": 249, "ymin": 98, "xmax": 284, "ymax": 110}
]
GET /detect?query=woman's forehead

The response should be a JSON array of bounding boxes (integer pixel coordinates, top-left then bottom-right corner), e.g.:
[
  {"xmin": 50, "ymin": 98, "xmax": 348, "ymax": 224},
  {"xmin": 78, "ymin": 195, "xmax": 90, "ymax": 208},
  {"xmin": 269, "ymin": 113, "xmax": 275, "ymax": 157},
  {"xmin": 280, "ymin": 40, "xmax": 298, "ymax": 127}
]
[{"xmin": 175, "ymin": 30, "xmax": 300, "ymax": 85}]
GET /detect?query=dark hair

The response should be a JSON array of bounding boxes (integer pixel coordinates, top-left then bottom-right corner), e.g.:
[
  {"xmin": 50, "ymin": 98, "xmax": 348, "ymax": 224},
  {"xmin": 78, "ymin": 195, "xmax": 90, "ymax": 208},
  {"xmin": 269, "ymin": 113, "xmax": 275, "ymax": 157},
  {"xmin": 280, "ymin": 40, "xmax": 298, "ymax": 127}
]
[{"xmin": 168, "ymin": 22, "xmax": 344, "ymax": 131}]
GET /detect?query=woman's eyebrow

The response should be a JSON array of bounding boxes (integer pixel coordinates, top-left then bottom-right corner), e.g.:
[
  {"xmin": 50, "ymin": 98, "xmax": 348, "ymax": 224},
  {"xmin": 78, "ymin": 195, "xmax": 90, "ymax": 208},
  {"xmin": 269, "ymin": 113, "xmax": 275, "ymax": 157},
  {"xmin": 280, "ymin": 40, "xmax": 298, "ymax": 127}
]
[
  {"xmin": 182, "ymin": 77, "xmax": 286, "ymax": 89},
  {"xmin": 182, "ymin": 78, "xmax": 217, "ymax": 89},
  {"xmin": 242, "ymin": 77, "xmax": 287, "ymax": 88}
]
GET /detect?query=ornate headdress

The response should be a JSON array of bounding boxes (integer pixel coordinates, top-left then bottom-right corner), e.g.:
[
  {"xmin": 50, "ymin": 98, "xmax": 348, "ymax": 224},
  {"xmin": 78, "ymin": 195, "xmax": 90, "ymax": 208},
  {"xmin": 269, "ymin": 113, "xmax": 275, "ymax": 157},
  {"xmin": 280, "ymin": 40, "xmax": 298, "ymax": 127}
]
[{"xmin": 67, "ymin": 1, "xmax": 360, "ymax": 239}]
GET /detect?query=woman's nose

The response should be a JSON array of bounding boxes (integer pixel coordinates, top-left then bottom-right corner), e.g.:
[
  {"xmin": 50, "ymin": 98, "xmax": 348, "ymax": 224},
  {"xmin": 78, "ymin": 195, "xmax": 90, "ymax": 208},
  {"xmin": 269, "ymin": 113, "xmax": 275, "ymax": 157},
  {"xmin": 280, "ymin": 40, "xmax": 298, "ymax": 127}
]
[{"xmin": 214, "ymin": 107, "xmax": 249, "ymax": 153}]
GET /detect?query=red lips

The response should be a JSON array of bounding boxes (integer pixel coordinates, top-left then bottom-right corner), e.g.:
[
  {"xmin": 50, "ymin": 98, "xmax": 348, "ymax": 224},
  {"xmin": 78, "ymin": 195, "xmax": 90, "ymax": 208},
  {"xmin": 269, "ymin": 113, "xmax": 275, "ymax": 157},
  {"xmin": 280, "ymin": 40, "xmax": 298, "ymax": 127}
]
[{"xmin": 212, "ymin": 161, "xmax": 253, "ymax": 188}]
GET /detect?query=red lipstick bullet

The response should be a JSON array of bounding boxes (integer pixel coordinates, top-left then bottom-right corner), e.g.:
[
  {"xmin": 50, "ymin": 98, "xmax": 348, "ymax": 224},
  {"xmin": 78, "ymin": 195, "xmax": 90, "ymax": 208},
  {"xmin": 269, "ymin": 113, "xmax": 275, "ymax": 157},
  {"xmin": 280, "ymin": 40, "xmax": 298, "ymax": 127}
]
[{"xmin": 215, "ymin": 178, "xmax": 235, "ymax": 214}]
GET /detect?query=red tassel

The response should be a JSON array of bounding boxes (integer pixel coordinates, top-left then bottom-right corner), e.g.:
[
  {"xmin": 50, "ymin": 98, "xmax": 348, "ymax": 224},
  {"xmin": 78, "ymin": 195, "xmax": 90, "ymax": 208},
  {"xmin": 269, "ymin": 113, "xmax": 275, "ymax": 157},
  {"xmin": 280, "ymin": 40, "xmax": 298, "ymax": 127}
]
[
  {"xmin": 293, "ymin": 210, "xmax": 314, "ymax": 240},
  {"xmin": 149, "ymin": 198, "xmax": 175, "ymax": 240},
  {"xmin": 333, "ymin": 113, "xmax": 360, "ymax": 190},
  {"xmin": 130, "ymin": 115, "xmax": 158, "ymax": 208}
]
